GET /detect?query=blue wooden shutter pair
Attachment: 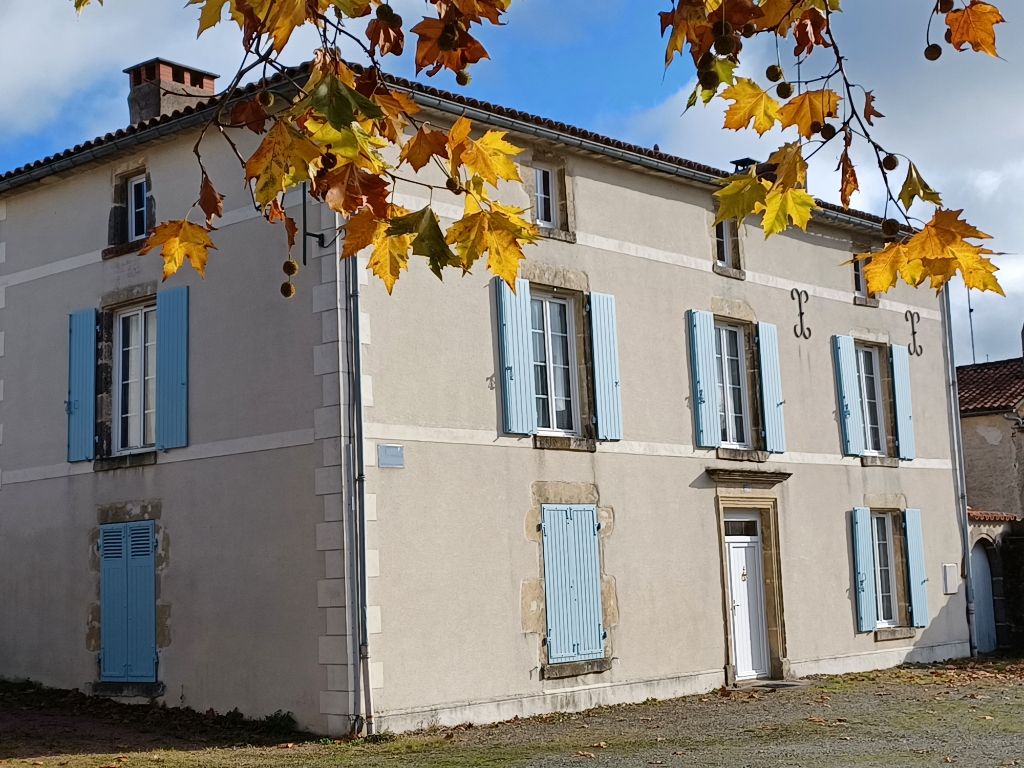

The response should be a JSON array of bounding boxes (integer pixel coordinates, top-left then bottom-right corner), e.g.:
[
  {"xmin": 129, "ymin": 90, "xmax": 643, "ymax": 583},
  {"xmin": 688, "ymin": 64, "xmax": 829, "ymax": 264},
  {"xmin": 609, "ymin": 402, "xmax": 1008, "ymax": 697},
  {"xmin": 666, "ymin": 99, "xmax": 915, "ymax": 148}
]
[
  {"xmin": 100, "ymin": 521, "xmax": 157, "ymax": 681},
  {"xmin": 541, "ymin": 504, "xmax": 605, "ymax": 664},
  {"xmin": 851, "ymin": 507, "xmax": 929, "ymax": 632},
  {"xmin": 688, "ymin": 311, "xmax": 785, "ymax": 452},
  {"xmin": 890, "ymin": 346, "xmax": 916, "ymax": 460},
  {"xmin": 67, "ymin": 287, "xmax": 188, "ymax": 460},
  {"xmin": 494, "ymin": 278, "xmax": 622, "ymax": 440},
  {"xmin": 832, "ymin": 336, "xmax": 866, "ymax": 457}
]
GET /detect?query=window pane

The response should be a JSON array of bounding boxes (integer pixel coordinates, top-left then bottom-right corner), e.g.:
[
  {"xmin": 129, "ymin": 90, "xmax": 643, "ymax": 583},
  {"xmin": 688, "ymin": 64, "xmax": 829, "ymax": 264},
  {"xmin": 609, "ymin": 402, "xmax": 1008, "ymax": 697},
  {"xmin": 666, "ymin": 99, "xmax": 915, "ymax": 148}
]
[
  {"xmin": 715, "ymin": 329, "xmax": 728, "ymax": 441},
  {"xmin": 715, "ymin": 222, "xmax": 727, "ymax": 263},
  {"xmin": 144, "ymin": 310, "xmax": 157, "ymax": 446},
  {"xmin": 535, "ymin": 169, "xmax": 553, "ymax": 223},
  {"xmin": 874, "ymin": 516, "xmax": 895, "ymax": 622},
  {"xmin": 724, "ymin": 520, "xmax": 758, "ymax": 537},
  {"xmin": 555, "ymin": 398, "xmax": 574, "ymax": 431},
  {"xmin": 119, "ymin": 313, "xmax": 141, "ymax": 448}
]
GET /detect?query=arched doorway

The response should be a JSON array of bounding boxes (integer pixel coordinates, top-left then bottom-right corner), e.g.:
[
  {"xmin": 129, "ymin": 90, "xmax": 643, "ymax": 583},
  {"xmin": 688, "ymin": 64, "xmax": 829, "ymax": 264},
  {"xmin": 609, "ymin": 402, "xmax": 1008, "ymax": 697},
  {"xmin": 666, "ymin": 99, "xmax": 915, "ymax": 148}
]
[{"xmin": 971, "ymin": 541, "xmax": 998, "ymax": 653}]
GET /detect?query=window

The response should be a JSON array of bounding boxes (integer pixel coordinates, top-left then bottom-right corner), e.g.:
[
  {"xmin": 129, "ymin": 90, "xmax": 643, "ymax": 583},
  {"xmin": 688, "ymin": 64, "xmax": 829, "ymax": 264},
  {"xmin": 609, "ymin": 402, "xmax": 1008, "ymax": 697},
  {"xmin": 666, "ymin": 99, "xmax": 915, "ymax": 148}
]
[
  {"xmin": 853, "ymin": 257, "xmax": 869, "ymax": 298},
  {"xmin": 541, "ymin": 504, "xmax": 605, "ymax": 665},
  {"xmin": 714, "ymin": 322, "xmax": 752, "ymax": 448},
  {"xmin": 715, "ymin": 220, "xmax": 742, "ymax": 270},
  {"xmin": 127, "ymin": 174, "xmax": 149, "ymax": 242},
  {"xmin": 855, "ymin": 344, "xmax": 887, "ymax": 455},
  {"xmin": 100, "ymin": 520, "xmax": 157, "ymax": 682},
  {"xmin": 872, "ymin": 512, "xmax": 898, "ymax": 626},
  {"xmin": 534, "ymin": 165, "xmax": 559, "ymax": 229},
  {"xmin": 531, "ymin": 292, "xmax": 579, "ymax": 434},
  {"xmin": 114, "ymin": 304, "xmax": 157, "ymax": 452}
]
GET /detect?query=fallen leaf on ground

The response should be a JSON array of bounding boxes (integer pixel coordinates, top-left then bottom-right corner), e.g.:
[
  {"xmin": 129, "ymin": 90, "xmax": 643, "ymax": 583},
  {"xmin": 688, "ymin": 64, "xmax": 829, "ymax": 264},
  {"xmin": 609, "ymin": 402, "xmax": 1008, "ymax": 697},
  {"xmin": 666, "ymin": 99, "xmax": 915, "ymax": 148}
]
[
  {"xmin": 575, "ymin": 751, "xmax": 595, "ymax": 759},
  {"xmin": 590, "ymin": 742, "xmax": 608, "ymax": 749}
]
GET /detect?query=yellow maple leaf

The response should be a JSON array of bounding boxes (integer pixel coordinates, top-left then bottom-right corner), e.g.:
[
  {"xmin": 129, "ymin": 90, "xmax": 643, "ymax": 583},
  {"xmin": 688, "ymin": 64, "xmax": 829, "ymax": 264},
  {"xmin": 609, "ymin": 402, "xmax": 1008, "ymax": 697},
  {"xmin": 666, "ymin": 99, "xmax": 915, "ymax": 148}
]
[
  {"xmin": 140, "ymin": 220, "xmax": 217, "ymax": 280},
  {"xmin": 341, "ymin": 206, "xmax": 383, "ymax": 259},
  {"xmin": 245, "ymin": 121, "xmax": 321, "ymax": 207},
  {"xmin": 367, "ymin": 207, "xmax": 413, "ymax": 293},
  {"xmin": 946, "ymin": 1, "xmax": 1005, "ymax": 57},
  {"xmin": 766, "ymin": 142, "xmax": 808, "ymax": 188},
  {"xmin": 460, "ymin": 131, "xmax": 523, "ymax": 186},
  {"xmin": 187, "ymin": 0, "xmax": 228, "ymax": 33},
  {"xmin": 721, "ymin": 79, "xmax": 781, "ymax": 136},
  {"xmin": 72, "ymin": 0, "xmax": 98, "ymax": 11},
  {"xmin": 755, "ymin": 187, "xmax": 816, "ymax": 236},
  {"xmin": 714, "ymin": 173, "xmax": 769, "ymax": 224},
  {"xmin": 778, "ymin": 89, "xmax": 841, "ymax": 139},
  {"xmin": 898, "ymin": 163, "xmax": 942, "ymax": 210}
]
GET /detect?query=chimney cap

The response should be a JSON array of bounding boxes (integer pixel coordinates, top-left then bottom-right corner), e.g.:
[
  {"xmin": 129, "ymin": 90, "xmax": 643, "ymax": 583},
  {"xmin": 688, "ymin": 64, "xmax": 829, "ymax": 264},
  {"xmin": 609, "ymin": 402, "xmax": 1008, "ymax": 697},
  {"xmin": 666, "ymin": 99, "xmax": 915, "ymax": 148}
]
[{"xmin": 123, "ymin": 57, "xmax": 220, "ymax": 80}]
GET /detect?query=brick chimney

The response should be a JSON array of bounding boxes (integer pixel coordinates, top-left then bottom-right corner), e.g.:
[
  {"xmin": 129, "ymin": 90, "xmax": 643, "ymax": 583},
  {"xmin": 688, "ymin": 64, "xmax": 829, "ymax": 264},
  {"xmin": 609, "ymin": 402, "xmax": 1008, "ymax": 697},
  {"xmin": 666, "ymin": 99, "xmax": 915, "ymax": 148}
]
[{"xmin": 124, "ymin": 59, "xmax": 218, "ymax": 124}]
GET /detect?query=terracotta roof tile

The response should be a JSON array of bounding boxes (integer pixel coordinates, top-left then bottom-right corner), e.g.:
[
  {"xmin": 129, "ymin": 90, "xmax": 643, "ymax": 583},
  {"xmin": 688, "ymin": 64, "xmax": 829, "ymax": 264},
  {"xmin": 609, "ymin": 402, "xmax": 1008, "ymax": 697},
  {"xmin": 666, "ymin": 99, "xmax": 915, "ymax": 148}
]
[
  {"xmin": 957, "ymin": 357, "xmax": 1024, "ymax": 414},
  {"xmin": 968, "ymin": 509, "xmax": 1019, "ymax": 523}
]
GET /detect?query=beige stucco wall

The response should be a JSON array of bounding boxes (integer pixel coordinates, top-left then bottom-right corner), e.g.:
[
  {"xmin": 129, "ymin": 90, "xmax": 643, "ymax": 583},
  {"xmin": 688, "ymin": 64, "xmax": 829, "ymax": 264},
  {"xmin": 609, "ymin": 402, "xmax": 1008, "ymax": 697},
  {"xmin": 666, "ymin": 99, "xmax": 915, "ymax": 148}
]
[{"xmin": 962, "ymin": 412, "xmax": 1024, "ymax": 518}]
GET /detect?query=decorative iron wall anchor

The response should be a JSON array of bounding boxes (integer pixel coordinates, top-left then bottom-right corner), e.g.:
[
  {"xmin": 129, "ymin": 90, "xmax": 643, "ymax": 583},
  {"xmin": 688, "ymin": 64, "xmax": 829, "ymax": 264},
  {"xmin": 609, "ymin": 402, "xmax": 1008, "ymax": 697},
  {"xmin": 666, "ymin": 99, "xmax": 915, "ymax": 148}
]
[
  {"xmin": 905, "ymin": 309, "xmax": 923, "ymax": 356},
  {"xmin": 791, "ymin": 288, "xmax": 811, "ymax": 339}
]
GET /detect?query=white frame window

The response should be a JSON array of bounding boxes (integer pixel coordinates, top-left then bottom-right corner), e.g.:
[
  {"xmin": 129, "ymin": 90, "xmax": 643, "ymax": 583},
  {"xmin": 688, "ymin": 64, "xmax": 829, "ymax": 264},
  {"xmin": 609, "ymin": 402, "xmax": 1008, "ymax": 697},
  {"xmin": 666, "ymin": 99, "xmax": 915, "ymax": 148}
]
[
  {"xmin": 534, "ymin": 165, "xmax": 559, "ymax": 229},
  {"xmin": 530, "ymin": 292, "xmax": 579, "ymax": 435},
  {"xmin": 714, "ymin": 322, "xmax": 751, "ymax": 448},
  {"xmin": 114, "ymin": 304, "xmax": 157, "ymax": 453},
  {"xmin": 855, "ymin": 344, "xmax": 887, "ymax": 455},
  {"xmin": 853, "ymin": 257, "xmax": 869, "ymax": 298},
  {"xmin": 715, "ymin": 220, "xmax": 741, "ymax": 269},
  {"xmin": 127, "ymin": 174, "xmax": 149, "ymax": 242},
  {"xmin": 871, "ymin": 512, "xmax": 898, "ymax": 627}
]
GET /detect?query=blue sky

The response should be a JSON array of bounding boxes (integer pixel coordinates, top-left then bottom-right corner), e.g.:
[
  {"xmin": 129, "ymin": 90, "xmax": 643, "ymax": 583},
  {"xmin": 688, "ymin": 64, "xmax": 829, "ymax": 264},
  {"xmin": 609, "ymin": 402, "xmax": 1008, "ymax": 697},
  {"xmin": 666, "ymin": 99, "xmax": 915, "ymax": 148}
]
[{"xmin": 1, "ymin": 1, "xmax": 1021, "ymax": 363}]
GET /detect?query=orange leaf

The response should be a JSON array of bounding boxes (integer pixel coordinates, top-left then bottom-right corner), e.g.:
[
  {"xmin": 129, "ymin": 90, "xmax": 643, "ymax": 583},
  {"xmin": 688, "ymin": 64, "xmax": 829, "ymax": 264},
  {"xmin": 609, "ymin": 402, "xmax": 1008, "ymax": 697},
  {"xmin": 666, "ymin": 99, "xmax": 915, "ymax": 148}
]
[
  {"xmin": 198, "ymin": 172, "xmax": 224, "ymax": 228},
  {"xmin": 411, "ymin": 16, "xmax": 489, "ymax": 76},
  {"xmin": 793, "ymin": 8, "xmax": 830, "ymax": 57},
  {"xmin": 366, "ymin": 17, "xmax": 405, "ymax": 57},
  {"xmin": 778, "ymin": 89, "xmax": 841, "ymax": 139},
  {"xmin": 229, "ymin": 97, "xmax": 269, "ymax": 133},
  {"xmin": 400, "ymin": 126, "xmax": 450, "ymax": 171},
  {"xmin": 139, "ymin": 220, "xmax": 217, "ymax": 280},
  {"xmin": 946, "ymin": 1, "xmax": 1005, "ymax": 57},
  {"xmin": 863, "ymin": 91, "xmax": 884, "ymax": 126},
  {"xmin": 837, "ymin": 130, "xmax": 858, "ymax": 210},
  {"xmin": 317, "ymin": 163, "xmax": 390, "ymax": 218}
]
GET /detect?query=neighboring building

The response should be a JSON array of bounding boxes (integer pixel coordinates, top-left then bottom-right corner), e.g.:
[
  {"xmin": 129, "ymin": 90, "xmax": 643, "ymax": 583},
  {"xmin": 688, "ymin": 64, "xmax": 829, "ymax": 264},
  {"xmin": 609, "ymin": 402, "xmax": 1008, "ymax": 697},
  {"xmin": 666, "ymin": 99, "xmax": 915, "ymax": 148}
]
[
  {"xmin": 957, "ymin": 337, "xmax": 1024, "ymax": 652},
  {"xmin": 0, "ymin": 59, "xmax": 972, "ymax": 736}
]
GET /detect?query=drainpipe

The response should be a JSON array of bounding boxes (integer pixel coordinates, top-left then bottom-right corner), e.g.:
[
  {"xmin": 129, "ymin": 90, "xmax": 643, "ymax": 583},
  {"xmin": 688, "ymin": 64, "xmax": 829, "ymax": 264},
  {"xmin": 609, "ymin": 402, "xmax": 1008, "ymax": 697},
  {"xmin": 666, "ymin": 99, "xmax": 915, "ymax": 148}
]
[{"xmin": 941, "ymin": 286, "xmax": 977, "ymax": 657}]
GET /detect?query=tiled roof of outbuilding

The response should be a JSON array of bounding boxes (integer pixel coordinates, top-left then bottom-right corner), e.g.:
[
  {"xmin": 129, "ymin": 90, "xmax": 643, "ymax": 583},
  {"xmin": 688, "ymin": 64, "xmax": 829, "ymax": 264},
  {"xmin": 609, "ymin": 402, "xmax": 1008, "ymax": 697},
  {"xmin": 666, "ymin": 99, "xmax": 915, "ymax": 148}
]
[
  {"xmin": 957, "ymin": 357, "xmax": 1024, "ymax": 415},
  {"xmin": 968, "ymin": 509, "xmax": 1019, "ymax": 524}
]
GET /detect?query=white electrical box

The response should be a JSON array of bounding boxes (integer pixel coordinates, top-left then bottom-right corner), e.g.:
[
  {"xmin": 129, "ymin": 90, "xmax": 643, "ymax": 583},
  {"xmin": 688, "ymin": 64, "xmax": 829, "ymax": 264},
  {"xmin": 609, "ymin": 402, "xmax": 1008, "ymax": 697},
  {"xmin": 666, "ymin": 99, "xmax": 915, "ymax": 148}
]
[
  {"xmin": 377, "ymin": 443, "xmax": 405, "ymax": 469},
  {"xmin": 942, "ymin": 563, "xmax": 960, "ymax": 595}
]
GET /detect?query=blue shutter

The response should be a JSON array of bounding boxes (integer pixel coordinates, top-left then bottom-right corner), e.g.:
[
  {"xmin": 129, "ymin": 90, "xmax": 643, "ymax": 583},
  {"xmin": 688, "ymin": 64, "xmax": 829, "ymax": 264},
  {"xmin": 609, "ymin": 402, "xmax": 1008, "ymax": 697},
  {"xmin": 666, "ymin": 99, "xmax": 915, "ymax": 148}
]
[
  {"xmin": 67, "ymin": 309, "xmax": 97, "ymax": 462},
  {"xmin": 890, "ymin": 345, "xmax": 916, "ymax": 460},
  {"xmin": 126, "ymin": 520, "xmax": 157, "ymax": 681},
  {"xmin": 851, "ymin": 507, "xmax": 877, "ymax": 633},
  {"xmin": 541, "ymin": 504, "xmax": 604, "ymax": 664},
  {"xmin": 688, "ymin": 310, "xmax": 720, "ymax": 448},
  {"xmin": 757, "ymin": 322, "xmax": 785, "ymax": 453},
  {"xmin": 904, "ymin": 508, "xmax": 929, "ymax": 628},
  {"xmin": 494, "ymin": 277, "xmax": 537, "ymax": 435},
  {"xmin": 156, "ymin": 287, "xmax": 189, "ymax": 450},
  {"xmin": 590, "ymin": 292, "xmax": 622, "ymax": 441},
  {"xmin": 832, "ymin": 335, "xmax": 865, "ymax": 456},
  {"xmin": 100, "ymin": 524, "xmax": 129, "ymax": 681}
]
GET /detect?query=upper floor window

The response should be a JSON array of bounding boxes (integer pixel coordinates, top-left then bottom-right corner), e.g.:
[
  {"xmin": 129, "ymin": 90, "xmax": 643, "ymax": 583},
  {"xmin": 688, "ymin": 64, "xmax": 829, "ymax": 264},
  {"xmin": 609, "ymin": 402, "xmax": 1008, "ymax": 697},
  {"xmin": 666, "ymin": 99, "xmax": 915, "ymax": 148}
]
[
  {"xmin": 853, "ymin": 257, "xmax": 869, "ymax": 299},
  {"xmin": 534, "ymin": 165, "xmax": 560, "ymax": 229},
  {"xmin": 715, "ymin": 220, "xmax": 741, "ymax": 270},
  {"xmin": 714, "ymin": 321, "xmax": 751, "ymax": 448},
  {"xmin": 114, "ymin": 304, "xmax": 157, "ymax": 452},
  {"xmin": 855, "ymin": 343, "xmax": 887, "ymax": 456},
  {"xmin": 531, "ymin": 291, "xmax": 579, "ymax": 435},
  {"xmin": 127, "ymin": 174, "xmax": 149, "ymax": 243}
]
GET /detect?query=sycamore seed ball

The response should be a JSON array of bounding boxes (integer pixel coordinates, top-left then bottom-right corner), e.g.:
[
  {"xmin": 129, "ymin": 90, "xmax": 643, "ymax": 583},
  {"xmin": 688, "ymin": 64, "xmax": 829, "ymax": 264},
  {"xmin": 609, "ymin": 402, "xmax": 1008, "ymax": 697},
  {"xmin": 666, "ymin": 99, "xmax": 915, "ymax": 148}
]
[
  {"xmin": 281, "ymin": 282, "xmax": 296, "ymax": 299},
  {"xmin": 882, "ymin": 154, "xmax": 899, "ymax": 172},
  {"xmin": 925, "ymin": 43, "xmax": 943, "ymax": 61},
  {"xmin": 776, "ymin": 81, "xmax": 793, "ymax": 99},
  {"xmin": 881, "ymin": 218, "xmax": 901, "ymax": 238},
  {"xmin": 282, "ymin": 259, "xmax": 299, "ymax": 277},
  {"xmin": 766, "ymin": 64, "xmax": 783, "ymax": 82}
]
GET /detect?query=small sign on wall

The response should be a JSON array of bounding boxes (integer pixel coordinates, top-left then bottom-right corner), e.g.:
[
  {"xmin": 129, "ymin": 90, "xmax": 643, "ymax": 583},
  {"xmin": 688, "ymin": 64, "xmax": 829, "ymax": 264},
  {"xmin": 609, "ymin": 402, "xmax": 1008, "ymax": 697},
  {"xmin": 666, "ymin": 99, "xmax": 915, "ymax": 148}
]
[
  {"xmin": 942, "ymin": 563, "xmax": 960, "ymax": 595},
  {"xmin": 377, "ymin": 443, "xmax": 405, "ymax": 469}
]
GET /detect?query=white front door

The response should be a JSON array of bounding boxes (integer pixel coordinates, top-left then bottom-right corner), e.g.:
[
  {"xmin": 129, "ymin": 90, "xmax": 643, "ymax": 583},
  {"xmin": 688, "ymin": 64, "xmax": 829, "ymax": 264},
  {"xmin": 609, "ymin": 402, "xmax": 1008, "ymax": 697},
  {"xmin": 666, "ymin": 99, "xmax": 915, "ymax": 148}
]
[{"xmin": 725, "ymin": 514, "xmax": 770, "ymax": 680}]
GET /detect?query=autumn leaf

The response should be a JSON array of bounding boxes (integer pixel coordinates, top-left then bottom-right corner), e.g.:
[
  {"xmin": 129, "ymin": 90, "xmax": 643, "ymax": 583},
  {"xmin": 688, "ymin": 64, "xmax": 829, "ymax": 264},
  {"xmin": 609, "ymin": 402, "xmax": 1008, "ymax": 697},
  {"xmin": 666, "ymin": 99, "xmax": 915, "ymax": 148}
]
[
  {"xmin": 766, "ymin": 142, "xmax": 808, "ymax": 188},
  {"xmin": 230, "ymin": 97, "xmax": 269, "ymax": 133},
  {"xmin": 411, "ymin": 16, "xmax": 489, "ymax": 76},
  {"xmin": 245, "ymin": 121, "xmax": 321, "ymax": 207},
  {"xmin": 793, "ymin": 8, "xmax": 830, "ymax": 57},
  {"xmin": 368, "ymin": 206, "xmax": 413, "ymax": 293},
  {"xmin": 399, "ymin": 126, "xmax": 450, "ymax": 171},
  {"xmin": 837, "ymin": 129, "xmax": 858, "ymax": 209},
  {"xmin": 778, "ymin": 89, "xmax": 841, "ymax": 138},
  {"xmin": 72, "ymin": 0, "xmax": 99, "ymax": 11},
  {"xmin": 755, "ymin": 187, "xmax": 816, "ymax": 236},
  {"xmin": 459, "ymin": 130, "xmax": 522, "ymax": 186},
  {"xmin": 140, "ymin": 220, "xmax": 217, "ymax": 280},
  {"xmin": 318, "ymin": 163, "xmax": 391, "ymax": 218},
  {"xmin": 714, "ymin": 173, "xmax": 769, "ymax": 224},
  {"xmin": 721, "ymin": 79, "xmax": 780, "ymax": 136},
  {"xmin": 946, "ymin": 1, "xmax": 1005, "ymax": 57},
  {"xmin": 898, "ymin": 163, "xmax": 942, "ymax": 210},
  {"xmin": 387, "ymin": 206, "xmax": 459, "ymax": 277},
  {"xmin": 367, "ymin": 17, "xmax": 405, "ymax": 57},
  {"xmin": 198, "ymin": 172, "xmax": 224, "ymax": 227},
  {"xmin": 341, "ymin": 206, "xmax": 382, "ymax": 258},
  {"xmin": 863, "ymin": 91, "xmax": 884, "ymax": 126},
  {"xmin": 267, "ymin": 199, "xmax": 298, "ymax": 253},
  {"xmin": 445, "ymin": 200, "xmax": 537, "ymax": 284},
  {"xmin": 187, "ymin": 0, "xmax": 227, "ymax": 33}
]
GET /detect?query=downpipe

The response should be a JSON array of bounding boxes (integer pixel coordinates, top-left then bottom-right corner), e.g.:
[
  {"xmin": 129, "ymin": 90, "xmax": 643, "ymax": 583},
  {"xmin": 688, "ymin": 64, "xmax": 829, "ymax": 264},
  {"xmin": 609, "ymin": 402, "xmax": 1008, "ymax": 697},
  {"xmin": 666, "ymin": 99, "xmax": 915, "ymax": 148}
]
[{"xmin": 942, "ymin": 287, "xmax": 977, "ymax": 657}]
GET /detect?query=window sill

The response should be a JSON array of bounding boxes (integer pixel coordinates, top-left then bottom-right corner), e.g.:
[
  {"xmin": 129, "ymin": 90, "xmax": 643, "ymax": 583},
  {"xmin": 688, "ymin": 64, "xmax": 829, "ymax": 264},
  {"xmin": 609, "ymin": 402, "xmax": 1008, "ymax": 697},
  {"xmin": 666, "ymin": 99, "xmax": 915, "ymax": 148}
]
[
  {"xmin": 713, "ymin": 263, "xmax": 746, "ymax": 281},
  {"xmin": 92, "ymin": 681, "xmax": 164, "ymax": 698},
  {"xmin": 874, "ymin": 627, "xmax": 915, "ymax": 642},
  {"xmin": 541, "ymin": 657, "xmax": 611, "ymax": 679},
  {"xmin": 533, "ymin": 434, "xmax": 597, "ymax": 453},
  {"xmin": 94, "ymin": 451, "xmax": 158, "ymax": 472},
  {"xmin": 102, "ymin": 238, "xmax": 148, "ymax": 260},
  {"xmin": 716, "ymin": 447, "xmax": 769, "ymax": 463},
  {"xmin": 536, "ymin": 227, "xmax": 577, "ymax": 244},
  {"xmin": 860, "ymin": 455, "xmax": 899, "ymax": 468},
  {"xmin": 854, "ymin": 295, "xmax": 880, "ymax": 308}
]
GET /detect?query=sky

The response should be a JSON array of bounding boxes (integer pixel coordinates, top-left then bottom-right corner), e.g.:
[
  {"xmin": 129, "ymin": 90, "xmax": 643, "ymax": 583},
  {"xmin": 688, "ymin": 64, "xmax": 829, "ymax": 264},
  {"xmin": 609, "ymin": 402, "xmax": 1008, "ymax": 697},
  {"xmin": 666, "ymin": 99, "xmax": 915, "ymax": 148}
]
[{"xmin": 1, "ymin": 0, "xmax": 1021, "ymax": 364}]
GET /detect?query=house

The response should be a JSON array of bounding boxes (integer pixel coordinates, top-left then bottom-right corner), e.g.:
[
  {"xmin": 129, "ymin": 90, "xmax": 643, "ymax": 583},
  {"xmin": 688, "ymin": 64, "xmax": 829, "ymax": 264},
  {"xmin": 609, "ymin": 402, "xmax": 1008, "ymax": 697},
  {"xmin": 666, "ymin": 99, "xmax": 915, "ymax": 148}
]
[
  {"xmin": 956, "ymin": 335, "xmax": 1024, "ymax": 652},
  {"xmin": 0, "ymin": 58, "xmax": 973, "ymax": 736}
]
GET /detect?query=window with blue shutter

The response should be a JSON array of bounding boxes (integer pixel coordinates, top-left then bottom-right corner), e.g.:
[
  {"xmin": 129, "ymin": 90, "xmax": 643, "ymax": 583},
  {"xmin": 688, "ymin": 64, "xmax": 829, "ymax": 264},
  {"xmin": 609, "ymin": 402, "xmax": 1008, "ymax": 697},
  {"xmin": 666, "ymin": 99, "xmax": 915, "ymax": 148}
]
[
  {"xmin": 495, "ymin": 277, "xmax": 537, "ymax": 435},
  {"xmin": 100, "ymin": 521, "xmax": 157, "ymax": 682},
  {"xmin": 687, "ymin": 310, "xmax": 720, "ymax": 448},
  {"xmin": 757, "ymin": 322, "xmax": 785, "ymax": 453},
  {"xmin": 903, "ymin": 508, "xmax": 929, "ymax": 628},
  {"xmin": 67, "ymin": 309, "xmax": 97, "ymax": 462},
  {"xmin": 890, "ymin": 346, "xmax": 916, "ymax": 460},
  {"xmin": 156, "ymin": 287, "xmax": 189, "ymax": 450},
  {"xmin": 832, "ymin": 335, "xmax": 866, "ymax": 456},
  {"xmin": 590, "ymin": 292, "xmax": 622, "ymax": 441},
  {"xmin": 851, "ymin": 507, "xmax": 877, "ymax": 633},
  {"xmin": 541, "ymin": 504, "xmax": 605, "ymax": 664}
]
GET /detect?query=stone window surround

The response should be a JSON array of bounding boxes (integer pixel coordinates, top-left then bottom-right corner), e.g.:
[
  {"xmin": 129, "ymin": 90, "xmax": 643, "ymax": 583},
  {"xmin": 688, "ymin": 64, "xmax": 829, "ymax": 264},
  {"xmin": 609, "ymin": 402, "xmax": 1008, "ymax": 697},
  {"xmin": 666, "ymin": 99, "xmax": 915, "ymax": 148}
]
[
  {"xmin": 522, "ymin": 150, "xmax": 577, "ymax": 243},
  {"xmin": 712, "ymin": 215, "xmax": 745, "ymax": 281},
  {"xmin": 103, "ymin": 166, "xmax": 155, "ymax": 260}
]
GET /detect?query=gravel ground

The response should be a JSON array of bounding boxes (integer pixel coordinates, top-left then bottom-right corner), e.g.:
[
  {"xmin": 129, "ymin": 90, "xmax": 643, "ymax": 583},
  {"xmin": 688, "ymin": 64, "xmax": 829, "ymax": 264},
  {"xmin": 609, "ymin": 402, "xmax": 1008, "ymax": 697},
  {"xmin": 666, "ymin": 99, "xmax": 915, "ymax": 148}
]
[{"xmin": 3, "ymin": 658, "xmax": 1024, "ymax": 767}]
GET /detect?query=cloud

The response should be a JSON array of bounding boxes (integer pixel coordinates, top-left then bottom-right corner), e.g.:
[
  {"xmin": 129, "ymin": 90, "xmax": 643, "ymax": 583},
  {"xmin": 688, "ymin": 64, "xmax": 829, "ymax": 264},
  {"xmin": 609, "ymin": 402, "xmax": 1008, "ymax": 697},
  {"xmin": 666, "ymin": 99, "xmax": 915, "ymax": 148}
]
[{"xmin": 615, "ymin": 1, "xmax": 1023, "ymax": 363}]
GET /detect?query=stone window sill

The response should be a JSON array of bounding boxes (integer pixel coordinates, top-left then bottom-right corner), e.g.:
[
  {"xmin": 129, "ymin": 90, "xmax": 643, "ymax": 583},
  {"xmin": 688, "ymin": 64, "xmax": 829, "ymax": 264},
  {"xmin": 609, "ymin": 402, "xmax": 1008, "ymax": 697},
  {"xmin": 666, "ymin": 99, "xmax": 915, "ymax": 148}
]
[
  {"xmin": 874, "ymin": 627, "xmax": 915, "ymax": 642},
  {"xmin": 92, "ymin": 681, "xmax": 164, "ymax": 698},
  {"xmin": 102, "ymin": 238, "xmax": 148, "ymax": 260},
  {"xmin": 541, "ymin": 657, "xmax": 612, "ymax": 680},
  {"xmin": 860, "ymin": 455, "xmax": 899, "ymax": 468},
  {"xmin": 94, "ymin": 451, "xmax": 158, "ymax": 472},
  {"xmin": 854, "ymin": 295, "xmax": 880, "ymax": 308},
  {"xmin": 533, "ymin": 435, "xmax": 597, "ymax": 453},
  {"xmin": 716, "ymin": 447, "xmax": 769, "ymax": 463},
  {"xmin": 713, "ymin": 263, "xmax": 746, "ymax": 281},
  {"xmin": 537, "ymin": 227, "xmax": 577, "ymax": 244}
]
